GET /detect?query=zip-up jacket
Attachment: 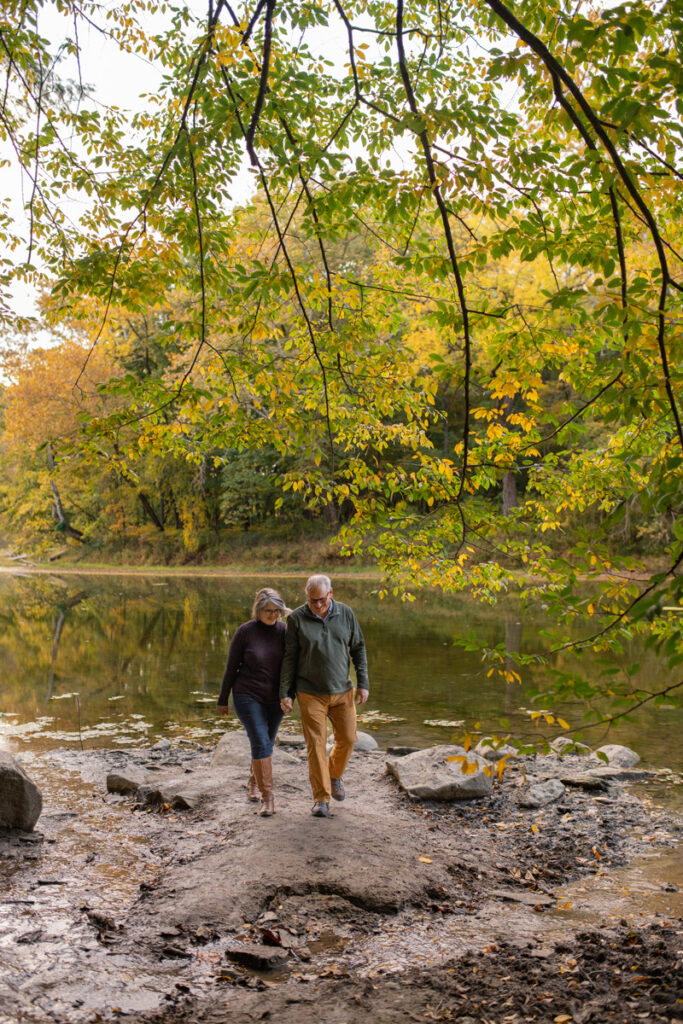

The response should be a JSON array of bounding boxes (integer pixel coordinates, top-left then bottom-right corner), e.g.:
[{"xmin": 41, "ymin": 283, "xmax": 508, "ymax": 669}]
[{"xmin": 279, "ymin": 601, "xmax": 369, "ymax": 699}]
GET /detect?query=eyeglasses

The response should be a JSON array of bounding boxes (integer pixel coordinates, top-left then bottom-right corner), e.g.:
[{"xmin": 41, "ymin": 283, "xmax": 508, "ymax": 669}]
[
  {"xmin": 262, "ymin": 606, "xmax": 279, "ymax": 614},
  {"xmin": 308, "ymin": 593, "xmax": 331, "ymax": 605}
]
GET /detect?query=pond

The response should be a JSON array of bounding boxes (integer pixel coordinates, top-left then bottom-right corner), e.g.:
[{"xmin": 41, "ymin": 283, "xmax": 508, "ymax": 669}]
[{"xmin": 0, "ymin": 572, "xmax": 681, "ymax": 771}]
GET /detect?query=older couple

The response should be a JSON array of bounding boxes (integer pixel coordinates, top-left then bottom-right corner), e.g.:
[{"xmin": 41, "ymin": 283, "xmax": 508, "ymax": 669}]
[{"xmin": 216, "ymin": 574, "xmax": 369, "ymax": 818}]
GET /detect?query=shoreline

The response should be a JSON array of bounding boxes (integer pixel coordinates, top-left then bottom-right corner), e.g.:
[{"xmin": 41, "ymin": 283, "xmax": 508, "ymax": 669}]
[
  {"xmin": 1, "ymin": 735, "xmax": 681, "ymax": 1024},
  {"xmin": 0, "ymin": 561, "xmax": 658, "ymax": 584}
]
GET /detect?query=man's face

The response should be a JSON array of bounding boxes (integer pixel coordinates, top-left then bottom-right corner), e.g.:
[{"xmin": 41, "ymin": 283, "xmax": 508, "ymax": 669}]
[{"xmin": 307, "ymin": 585, "xmax": 332, "ymax": 618}]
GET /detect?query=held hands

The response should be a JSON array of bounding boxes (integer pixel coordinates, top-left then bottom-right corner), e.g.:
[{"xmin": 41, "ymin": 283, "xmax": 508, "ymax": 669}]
[
  {"xmin": 355, "ymin": 688, "xmax": 369, "ymax": 705},
  {"xmin": 280, "ymin": 698, "xmax": 294, "ymax": 714}
]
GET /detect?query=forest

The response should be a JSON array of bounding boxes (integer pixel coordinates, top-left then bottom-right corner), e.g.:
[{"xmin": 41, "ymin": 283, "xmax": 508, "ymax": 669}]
[{"xmin": 0, "ymin": 0, "xmax": 681, "ymax": 720}]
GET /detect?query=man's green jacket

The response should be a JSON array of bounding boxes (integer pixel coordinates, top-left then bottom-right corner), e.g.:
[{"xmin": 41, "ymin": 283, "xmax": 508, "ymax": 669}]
[{"xmin": 279, "ymin": 601, "xmax": 369, "ymax": 698}]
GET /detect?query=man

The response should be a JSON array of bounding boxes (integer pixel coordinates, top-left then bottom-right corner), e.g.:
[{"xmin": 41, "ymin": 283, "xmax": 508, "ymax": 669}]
[{"xmin": 279, "ymin": 574, "xmax": 369, "ymax": 817}]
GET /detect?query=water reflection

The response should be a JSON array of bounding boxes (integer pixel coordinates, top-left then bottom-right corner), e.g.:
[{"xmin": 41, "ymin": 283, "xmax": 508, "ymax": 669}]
[{"xmin": 0, "ymin": 573, "xmax": 680, "ymax": 770}]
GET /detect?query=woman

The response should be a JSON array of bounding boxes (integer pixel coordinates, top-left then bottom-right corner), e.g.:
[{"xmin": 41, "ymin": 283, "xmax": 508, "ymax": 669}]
[{"xmin": 216, "ymin": 587, "xmax": 289, "ymax": 817}]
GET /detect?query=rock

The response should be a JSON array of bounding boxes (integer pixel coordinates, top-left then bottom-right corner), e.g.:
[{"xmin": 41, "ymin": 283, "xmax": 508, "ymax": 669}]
[
  {"xmin": 585, "ymin": 765, "xmax": 652, "ymax": 782},
  {"xmin": 275, "ymin": 733, "xmax": 307, "ymax": 749},
  {"xmin": 594, "ymin": 744, "xmax": 640, "ymax": 768},
  {"xmin": 211, "ymin": 732, "xmax": 253, "ymax": 766},
  {"xmin": 106, "ymin": 769, "xmax": 148, "ymax": 795},
  {"xmin": 138, "ymin": 781, "xmax": 196, "ymax": 810},
  {"xmin": 558, "ymin": 772, "xmax": 611, "ymax": 792},
  {"xmin": 551, "ymin": 737, "xmax": 591, "ymax": 755},
  {"xmin": 0, "ymin": 751, "xmax": 42, "ymax": 831},
  {"xmin": 491, "ymin": 888, "xmax": 555, "ymax": 907},
  {"xmin": 385, "ymin": 745, "xmax": 493, "ymax": 801},
  {"xmin": 224, "ymin": 941, "xmax": 289, "ymax": 970},
  {"xmin": 150, "ymin": 739, "xmax": 171, "ymax": 751},
  {"xmin": 517, "ymin": 778, "xmax": 566, "ymax": 808},
  {"xmin": 475, "ymin": 738, "xmax": 517, "ymax": 761},
  {"xmin": 354, "ymin": 731, "xmax": 379, "ymax": 752},
  {"xmin": 325, "ymin": 730, "xmax": 379, "ymax": 756}
]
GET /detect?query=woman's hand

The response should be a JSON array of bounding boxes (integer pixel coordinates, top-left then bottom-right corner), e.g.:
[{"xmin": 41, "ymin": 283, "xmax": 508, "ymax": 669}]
[
  {"xmin": 280, "ymin": 698, "xmax": 293, "ymax": 714},
  {"xmin": 217, "ymin": 704, "xmax": 230, "ymax": 716}
]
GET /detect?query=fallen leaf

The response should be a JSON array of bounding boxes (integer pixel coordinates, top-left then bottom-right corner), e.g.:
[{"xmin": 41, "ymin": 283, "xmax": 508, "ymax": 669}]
[{"xmin": 418, "ymin": 856, "xmax": 433, "ymax": 864}]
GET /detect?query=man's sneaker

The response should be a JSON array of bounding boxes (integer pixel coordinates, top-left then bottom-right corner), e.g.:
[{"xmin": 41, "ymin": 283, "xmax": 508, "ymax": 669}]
[
  {"xmin": 311, "ymin": 801, "xmax": 329, "ymax": 818},
  {"xmin": 330, "ymin": 777, "xmax": 345, "ymax": 802}
]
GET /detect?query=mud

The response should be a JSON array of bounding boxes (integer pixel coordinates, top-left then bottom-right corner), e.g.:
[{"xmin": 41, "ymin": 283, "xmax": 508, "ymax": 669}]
[{"xmin": 0, "ymin": 737, "xmax": 681, "ymax": 1024}]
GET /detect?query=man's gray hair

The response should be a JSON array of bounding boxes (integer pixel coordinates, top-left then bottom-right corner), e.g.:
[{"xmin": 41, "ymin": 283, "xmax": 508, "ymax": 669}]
[
  {"xmin": 305, "ymin": 573, "xmax": 332, "ymax": 595},
  {"xmin": 252, "ymin": 587, "xmax": 290, "ymax": 620}
]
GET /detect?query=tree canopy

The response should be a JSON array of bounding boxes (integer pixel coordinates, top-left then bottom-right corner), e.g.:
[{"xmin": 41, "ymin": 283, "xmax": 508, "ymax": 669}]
[{"xmin": 0, "ymin": 0, "xmax": 681, "ymax": 729}]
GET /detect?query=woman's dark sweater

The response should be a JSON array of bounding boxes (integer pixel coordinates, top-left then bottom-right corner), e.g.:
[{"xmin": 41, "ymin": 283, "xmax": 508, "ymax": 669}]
[{"xmin": 217, "ymin": 619, "xmax": 286, "ymax": 705}]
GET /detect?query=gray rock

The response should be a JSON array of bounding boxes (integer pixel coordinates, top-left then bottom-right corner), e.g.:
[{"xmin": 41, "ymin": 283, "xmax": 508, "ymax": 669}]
[
  {"xmin": 0, "ymin": 751, "xmax": 42, "ymax": 831},
  {"xmin": 558, "ymin": 772, "xmax": 611, "ymax": 792},
  {"xmin": 551, "ymin": 737, "xmax": 591, "ymax": 755},
  {"xmin": 517, "ymin": 778, "xmax": 566, "ymax": 809},
  {"xmin": 594, "ymin": 744, "xmax": 640, "ymax": 768},
  {"xmin": 150, "ymin": 739, "xmax": 171, "ymax": 751},
  {"xmin": 385, "ymin": 744, "xmax": 493, "ymax": 801},
  {"xmin": 106, "ymin": 769, "xmax": 148, "ymax": 795},
  {"xmin": 585, "ymin": 765, "xmax": 652, "ymax": 782},
  {"xmin": 224, "ymin": 941, "xmax": 288, "ymax": 970},
  {"xmin": 211, "ymin": 732, "xmax": 253, "ymax": 766},
  {"xmin": 491, "ymin": 888, "xmax": 555, "ymax": 907},
  {"xmin": 354, "ymin": 731, "xmax": 379, "ymax": 752},
  {"xmin": 475, "ymin": 738, "xmax": 517, "ymax": 761},
  {"xmin": 276, "ymin": 733, "xmax": 307, "ymax": 749},
  {"xmin": 325, "ymin": 730, "xmax": 379, "ymax": 756}
]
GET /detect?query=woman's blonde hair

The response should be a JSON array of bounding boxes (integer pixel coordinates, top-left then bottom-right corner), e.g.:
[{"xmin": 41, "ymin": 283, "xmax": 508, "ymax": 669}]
[{"xmin": 252, "ymin": 587, "xmax": 290, "ymax": 620}]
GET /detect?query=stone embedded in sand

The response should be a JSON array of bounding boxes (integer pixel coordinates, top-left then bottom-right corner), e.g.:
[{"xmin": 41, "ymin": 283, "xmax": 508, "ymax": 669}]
[
  {"xmin": 275, "ymin": 733, "xmax": 307, "ymax": 749},
  {"xmin": 594, "ymin": 744, "xmax": 640, "ymax": 768},
  {"xmin": 385, "ymin": 745, "xmax": 493, "ymax": 801},
  {"xmin": 517, "ymin": 778, "xmax": 566, "ymax": 808},
  {"xmin": 106, "ymin": 769, "xmax": 148, "ymax": 795},
  {"xmin": 0, "ymin": 751, "xmax": 42, "ymax": 831},
  {"xmin": 224, "ymin": 941, "xmax": 289, "ymax": 969}
]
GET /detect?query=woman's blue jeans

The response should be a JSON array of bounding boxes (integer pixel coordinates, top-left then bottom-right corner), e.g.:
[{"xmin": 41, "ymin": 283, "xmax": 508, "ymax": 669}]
[{"xmin": 232, "ymin": 695, "xmax": 283, "ymax": 760}]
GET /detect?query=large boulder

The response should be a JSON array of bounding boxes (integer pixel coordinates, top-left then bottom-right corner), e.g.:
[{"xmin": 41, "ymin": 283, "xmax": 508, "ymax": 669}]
[
  {"xmin": 0, "ymin": 751, "xmax": 42, "ymax": 830},
  {"xmin": 210, "ymin": 732, "xmax": 253, "ymax": 766},
  {"xmin": 386, "ymin": 745, "xmax": 493, "ymax": 801}
]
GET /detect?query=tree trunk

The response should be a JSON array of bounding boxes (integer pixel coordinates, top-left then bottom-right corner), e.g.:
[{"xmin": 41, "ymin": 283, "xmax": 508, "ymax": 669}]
[
  {"xmin": 502, "ymin": 471, "xmax": 518, "ymax": 515},
  {"xmin": 47, "ymin": 444, "xmax": 84, "ymax": 541},
  {"xmin": 138, "ymin": 490, "xmax": 165, "ymax": 530}
]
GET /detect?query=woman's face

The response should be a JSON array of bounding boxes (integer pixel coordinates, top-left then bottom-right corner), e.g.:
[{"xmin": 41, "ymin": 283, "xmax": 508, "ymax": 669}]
[{"xmin": 258, "ymin": 603, "xmax": 280, "ymax": 625}]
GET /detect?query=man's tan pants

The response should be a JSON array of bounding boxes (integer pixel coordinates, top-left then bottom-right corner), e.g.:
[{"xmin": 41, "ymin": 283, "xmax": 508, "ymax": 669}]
[{"xmin": 297, "ymin": 689, "xmax": 357, "ymax": 803}]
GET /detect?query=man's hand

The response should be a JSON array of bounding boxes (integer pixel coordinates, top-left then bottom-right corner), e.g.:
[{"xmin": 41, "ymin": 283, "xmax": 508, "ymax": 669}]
[
  {"xmin": 280, "ymin": 698, "xmax": 293, "ymax": 714},
  {"xmin": 217, "ymin": 704, "xmax": 230, "ymax": 716},
  {"xmin": 355, "ymin": 688, "xmax": 369, "ymax": 705}
]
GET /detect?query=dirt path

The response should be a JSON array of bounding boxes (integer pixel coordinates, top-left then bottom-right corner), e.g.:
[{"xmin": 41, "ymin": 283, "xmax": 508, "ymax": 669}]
[{"xmin": 1, "ymin": 738, "xmax": 681, "ymax": 1024}]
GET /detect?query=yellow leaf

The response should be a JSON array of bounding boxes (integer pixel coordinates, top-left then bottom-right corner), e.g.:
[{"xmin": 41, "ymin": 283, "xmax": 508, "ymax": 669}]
[
  {"xmin": 554, "ymin": 1016, "xmax": 573, "ymax": 1023},
  {"xmin": 557, "ymin": 717, "xmax": 570, "ymax": 730},
  {"xmin": 418, "ymin": 856, "xmax": 433, "ymax": 863}
]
